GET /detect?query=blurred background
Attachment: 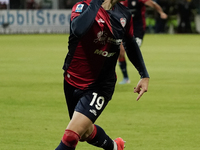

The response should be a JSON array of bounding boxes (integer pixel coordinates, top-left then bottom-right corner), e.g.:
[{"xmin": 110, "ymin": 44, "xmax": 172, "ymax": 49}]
[{"xmin": 0, "ymin": 0, "xmax": 200, "ymax": 34}]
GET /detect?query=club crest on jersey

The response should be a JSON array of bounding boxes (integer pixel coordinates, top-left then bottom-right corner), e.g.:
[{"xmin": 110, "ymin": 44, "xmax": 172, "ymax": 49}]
[
  {"xmin": 75, "ymin": 4, "xmax": 84, "ymax": 12},
  {"xmin": 120, "ymin": 18, "xmax": 126, "ymax": 27}
]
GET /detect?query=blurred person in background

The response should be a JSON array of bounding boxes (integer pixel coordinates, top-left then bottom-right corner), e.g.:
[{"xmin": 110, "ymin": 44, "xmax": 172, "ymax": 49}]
[
  {"xmin": 118, "ymin": 0, "xmax": 167, "ymax": 84},
  {"xmin": 10, "ymin": 0, "xmax": 22, "ymax": 9},
  {"xmin": 0, "ymin": 0, "xmax": 8, "ymax": 9},
  {"xmin": 0, "ymin": 2, "xmax": 7, "ymax": 9},
  {"xmin": 59, "ymin": 0, "xmax": 80, "ymax": 9},
  {"xmin": 41, "ymin": 0, "xmax": 52, "ymax": 9},
  {"xmin": 154, "ymin": 0, "xmax": 170, "ymax": 33},
  {"xmin": 194, "ymin": 0, "xmax": 200, "ymax": 33},
  {"xmin": 165, "ymin": 0, "xmax": 179, "ymax": 34},
  {"xmin": 26, "ymin": 0, "xmax": 41, "ymax": 9},
  {"xmin": 65, "ymin": 0, "xmax": 76, "ymax": 8},
  {"xmin": 177, "ymin": 0, "xmax": 196, "ymax": 33}
]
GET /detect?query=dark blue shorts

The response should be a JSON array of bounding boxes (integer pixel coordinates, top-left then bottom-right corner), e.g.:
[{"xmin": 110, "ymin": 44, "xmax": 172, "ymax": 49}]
[{"xmin": 64, "ymin": 80, "xmax": 112, "ymax": 123}]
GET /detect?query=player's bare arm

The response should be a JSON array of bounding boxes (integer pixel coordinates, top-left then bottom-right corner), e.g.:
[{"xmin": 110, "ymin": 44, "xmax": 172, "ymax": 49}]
[{"xmin": 145, "ymin": 0, "xmax": 168, "ymax": 19}]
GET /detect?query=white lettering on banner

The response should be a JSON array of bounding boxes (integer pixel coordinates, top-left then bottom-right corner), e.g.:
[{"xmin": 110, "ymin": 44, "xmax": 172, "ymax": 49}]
[
  {"xmin": 0, "ymin": 10, "xmax": 71, "ymax": 34},
  {"xmin": 0, "ymin": 10, "xmax": 69, "ymax": 25}
]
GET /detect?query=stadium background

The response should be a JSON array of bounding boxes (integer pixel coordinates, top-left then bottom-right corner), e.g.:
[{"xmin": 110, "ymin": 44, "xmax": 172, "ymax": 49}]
[{"xmin": 0, "ymin": 0, "xmax": 200, "ymax": 34}]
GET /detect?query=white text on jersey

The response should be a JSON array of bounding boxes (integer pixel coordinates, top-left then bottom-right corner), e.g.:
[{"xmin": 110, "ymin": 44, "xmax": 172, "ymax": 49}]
[{"xmin": 94, "ymin": 49, "xmax": 116, "ymax": 57}]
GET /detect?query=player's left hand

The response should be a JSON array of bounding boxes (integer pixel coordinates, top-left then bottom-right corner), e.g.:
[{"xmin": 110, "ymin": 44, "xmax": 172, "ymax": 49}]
[
  {"xmin": 134, "ymin": 78, "xmax": 149, "ymax": 101},
  {"xmin": 160, "ymin": 12, "xmax": 168, "ymax": 19}
]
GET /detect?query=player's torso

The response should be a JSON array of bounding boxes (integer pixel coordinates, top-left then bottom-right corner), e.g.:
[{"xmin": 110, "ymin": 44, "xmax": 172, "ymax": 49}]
[{"xmin": 66, "ymin": 2, "xmax": 131, "ymax": 90}]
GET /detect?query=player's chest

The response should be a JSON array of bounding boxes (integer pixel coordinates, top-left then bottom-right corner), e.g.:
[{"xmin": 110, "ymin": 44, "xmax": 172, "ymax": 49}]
[{"xmin": 89, "ymin": 11, "xmax": 127, "ymax": 45}]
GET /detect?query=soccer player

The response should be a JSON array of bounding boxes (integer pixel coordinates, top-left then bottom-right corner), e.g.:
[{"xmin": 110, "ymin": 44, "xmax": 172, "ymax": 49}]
[
  {"xmin": 118, "ymin": 0, "xmax": 168, "ymax": 84},
  {"xmin": 55, "ymin": 0, "xmax": 150, "ymax": 150}
]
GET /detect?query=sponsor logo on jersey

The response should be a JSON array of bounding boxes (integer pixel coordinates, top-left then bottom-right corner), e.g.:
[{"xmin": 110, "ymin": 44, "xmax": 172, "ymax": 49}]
[
  {"xmin": 107, "ymin": 37, "xmax": 122, "ymax": 45},
  {"xmin": 75, "ymin": 4, "xmax": 84, "ymax": 12},
  {"xmin": 97, "ymin": 18, "xmax": 105, "ymax": 23},
  {"xmin": 94, "ymin": 49, "xmax": 116, "ymax": 57},
  {"xmin": 94, "ymin": 31, "xmax": 122, "ymax": 45},
  {"xmin": 94, "ymin": 31, "xmax": 108, "ymax": 45},
  {"xmin": 120, "ymin": 18, "xmax": 126, "ymax": 27}
]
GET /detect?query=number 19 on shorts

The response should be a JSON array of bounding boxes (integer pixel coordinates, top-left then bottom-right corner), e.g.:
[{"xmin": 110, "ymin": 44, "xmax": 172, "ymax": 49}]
[{"xmin": 90, "ymin": 92, "xmax": 105, "ymax": 110}]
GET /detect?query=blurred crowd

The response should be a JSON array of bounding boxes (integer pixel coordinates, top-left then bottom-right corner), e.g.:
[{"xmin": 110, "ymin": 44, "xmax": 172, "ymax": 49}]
[
  {"xmin": 0, "ymin": 0, "xmax": 200, "ymax": 33},
  {"xmin": 147, "ymin": 0, "xmax": 200, "ymax": 33},
  {"xmin": 0, "ymin": 0, "xmax": 8, "ymax": 9}
]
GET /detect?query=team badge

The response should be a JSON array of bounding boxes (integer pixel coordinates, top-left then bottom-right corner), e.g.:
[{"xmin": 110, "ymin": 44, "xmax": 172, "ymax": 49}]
[
  {"xmin": 75, "ymin": 4, "xmax": 84, "ymax": 12},
  {"xmin": 120, "ymin": 18, "xmax": 126, "ymax": 27}
]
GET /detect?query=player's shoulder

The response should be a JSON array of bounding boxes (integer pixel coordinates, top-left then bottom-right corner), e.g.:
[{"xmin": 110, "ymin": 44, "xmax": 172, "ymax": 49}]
[
  {"xmin": 116, "ymin": 2, "xmax": 132, "ymax": 19},
  {"xmin": 72, "ymin": 0, "xmax": 89, "ymax": 13},
  {"xmin": 116, "ymin": 2, "xmax": 131, "ymax": 14}
]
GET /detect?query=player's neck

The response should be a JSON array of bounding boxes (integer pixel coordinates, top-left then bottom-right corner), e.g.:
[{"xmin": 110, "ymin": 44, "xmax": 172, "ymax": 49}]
[{"xmin": 102, "ymin": 0, "xmax": 118, "ymax": 10}]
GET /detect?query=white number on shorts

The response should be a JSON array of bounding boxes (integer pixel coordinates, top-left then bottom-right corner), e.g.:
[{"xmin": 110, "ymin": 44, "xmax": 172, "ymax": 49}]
[{"xmin": 90, "ymin": 92, "xmax": 105, "ymax": 110}]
